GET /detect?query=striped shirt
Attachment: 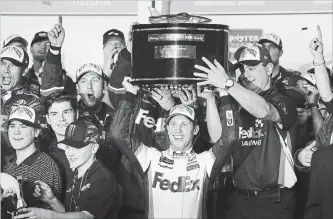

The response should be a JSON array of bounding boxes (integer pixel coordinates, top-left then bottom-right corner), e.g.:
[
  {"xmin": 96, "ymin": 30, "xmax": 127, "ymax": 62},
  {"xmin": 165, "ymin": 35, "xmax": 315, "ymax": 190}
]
[{"xmin": 2, "ymin": 148, "xmax": 62, "ymax": 209}]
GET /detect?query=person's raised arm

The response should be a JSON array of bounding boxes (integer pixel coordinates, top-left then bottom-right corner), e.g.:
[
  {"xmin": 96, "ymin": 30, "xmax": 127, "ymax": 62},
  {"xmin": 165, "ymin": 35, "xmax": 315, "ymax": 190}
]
[
  {"xmin": 195, "ymin": 58, "xmax": 284, "ymax": 124},
  {"xmin": 40, "ymin": 15, "xmax": 66, "ymax": 99},
  {"xmin": 310, "ymin": 25, "xmax": 333, "ymax": 103},
  {"xmin": 197, "ymin": 88, "xmax": 221, "ymax": 143}
]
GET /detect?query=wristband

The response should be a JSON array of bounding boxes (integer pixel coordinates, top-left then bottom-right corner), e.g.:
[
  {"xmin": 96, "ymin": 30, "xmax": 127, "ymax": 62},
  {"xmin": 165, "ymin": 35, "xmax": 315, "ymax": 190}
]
[
  {"xmin": 50, "ymin": 45, "xmax": 61, "ymax": 51},
  {"xmin": 307, "ymin": 103, "xmax": 317, "ymax": 108},
  {"xmin": 313, "ymin": 59, "xmax": 325, "ymax": 66}
]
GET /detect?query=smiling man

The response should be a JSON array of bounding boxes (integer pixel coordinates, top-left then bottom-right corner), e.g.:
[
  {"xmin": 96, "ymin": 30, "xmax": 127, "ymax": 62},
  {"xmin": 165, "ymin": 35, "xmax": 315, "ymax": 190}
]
[
  {"xmin": 2, "ymin": 96, "xmax": 62, "ymax": 209},
  {"xmin": 110, "ymin": 77, "xmax": 230, "ymax": 219},
  {"xmin": 44, "ymin": 91, "xmax": 77, "ymax": 198},
  {"xmin": 193, "ymin": 42, "xmax": 298, "ymax": 219}
]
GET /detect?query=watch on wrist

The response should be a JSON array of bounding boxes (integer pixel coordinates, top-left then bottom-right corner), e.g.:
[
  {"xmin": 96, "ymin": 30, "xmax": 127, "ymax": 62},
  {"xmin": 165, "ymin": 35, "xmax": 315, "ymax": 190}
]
[{"xmin": 224, "ymin": 78, "xmax": 235, "ymax": 91}]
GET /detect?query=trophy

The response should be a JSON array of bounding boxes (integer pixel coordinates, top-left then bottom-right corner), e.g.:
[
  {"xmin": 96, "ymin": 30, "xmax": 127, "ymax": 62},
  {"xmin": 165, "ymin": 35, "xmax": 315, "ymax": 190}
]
[{"xmin": 131, "ymin": 2, "xmax": 229, "ymax": 91}]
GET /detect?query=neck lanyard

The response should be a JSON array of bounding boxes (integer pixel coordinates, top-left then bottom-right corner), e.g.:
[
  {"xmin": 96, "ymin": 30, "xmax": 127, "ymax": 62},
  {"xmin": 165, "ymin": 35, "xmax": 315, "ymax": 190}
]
[{"xmin": 69, "ymin": 160, "xmax": 95, "ymax": 212}]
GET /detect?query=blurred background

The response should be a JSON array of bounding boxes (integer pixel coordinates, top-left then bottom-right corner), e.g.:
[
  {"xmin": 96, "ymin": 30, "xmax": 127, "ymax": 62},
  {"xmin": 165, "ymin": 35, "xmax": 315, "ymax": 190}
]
[{"xmin": 1, "ymin": 0, "xmax": 332, "ymax": 80}]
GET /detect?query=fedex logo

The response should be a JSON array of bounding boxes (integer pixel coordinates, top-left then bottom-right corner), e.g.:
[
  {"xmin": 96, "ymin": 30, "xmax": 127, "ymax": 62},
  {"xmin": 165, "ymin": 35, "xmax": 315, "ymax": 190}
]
[
  {"xmin": 152, "ymin": 172, "xmax": 200, "ymax": 193},
  {"xmin": 135, "ymin": 109, "xmax": 156, "ymax": 129},
  {"xmin": 239, "ymin": 127, "xmax": 264, "ymax": 139}
]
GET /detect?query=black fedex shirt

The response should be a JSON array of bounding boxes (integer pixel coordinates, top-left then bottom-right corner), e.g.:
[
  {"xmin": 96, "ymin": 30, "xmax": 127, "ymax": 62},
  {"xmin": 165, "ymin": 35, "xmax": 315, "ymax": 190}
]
[
  {"xmin": 232, "ymin": 88, "xmax": 297, "ymax": 191},
  {"xmin": 65, "ymin": 160, "xmax": 119, "ymax": 219}
]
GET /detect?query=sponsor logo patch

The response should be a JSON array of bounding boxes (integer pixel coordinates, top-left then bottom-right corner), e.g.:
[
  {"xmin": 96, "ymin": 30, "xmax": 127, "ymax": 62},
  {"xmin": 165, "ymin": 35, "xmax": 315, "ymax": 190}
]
[
  {"xmin": 152, "ymin": 172, "xmax": 200, "ymax": 193},
  {"xmin": 226, "ymin": 110, "xmax": 234, "ymax": 126},
  {"xmin": 186, "ymin": 163, "xmax": 200, "ymax": 171}
]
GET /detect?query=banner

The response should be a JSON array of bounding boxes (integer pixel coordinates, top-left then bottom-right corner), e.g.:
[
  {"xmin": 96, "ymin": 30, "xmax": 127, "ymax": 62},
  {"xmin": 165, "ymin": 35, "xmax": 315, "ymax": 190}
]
[
  {"xmin": 0, "ymin": 0, "xmax": 138, "ymax": 15},
  {"xmin": 229, "ymin": 29, "xmax": 263, "ymax": 62}
]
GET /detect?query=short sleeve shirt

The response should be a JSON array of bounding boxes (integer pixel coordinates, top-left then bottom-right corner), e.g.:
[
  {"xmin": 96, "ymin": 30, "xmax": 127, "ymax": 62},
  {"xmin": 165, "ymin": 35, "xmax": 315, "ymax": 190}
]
[{"xmin": 233, "ymin": 88, "xmax": 297, "ymax": 190}]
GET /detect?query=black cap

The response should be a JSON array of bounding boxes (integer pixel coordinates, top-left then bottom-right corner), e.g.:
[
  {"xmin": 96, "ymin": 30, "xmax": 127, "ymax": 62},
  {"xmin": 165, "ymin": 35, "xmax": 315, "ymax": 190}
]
[
  {"xmin": 103, "ymin": 29, "xmax": 125, "ymax": 45},
  {"xmin": 31, "ymin": 31, "xmax": 49, "ymax": 46},
  {"xmin": 59, "ymin": 119, "xmax": 100, "ymax": 149}
]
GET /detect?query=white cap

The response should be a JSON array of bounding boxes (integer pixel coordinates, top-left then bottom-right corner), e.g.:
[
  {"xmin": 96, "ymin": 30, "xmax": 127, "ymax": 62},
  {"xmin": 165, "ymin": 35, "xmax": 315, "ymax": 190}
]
[{"xmin": 76, "ymin": 63, "xmax": 104, "ymax": 80}]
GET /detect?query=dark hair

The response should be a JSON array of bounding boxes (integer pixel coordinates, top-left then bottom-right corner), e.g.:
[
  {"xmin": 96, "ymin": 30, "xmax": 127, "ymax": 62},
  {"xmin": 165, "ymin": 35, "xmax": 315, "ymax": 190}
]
[{"xmin": 44, "ymin": 91, "xmax": 77, "ymax": 114}]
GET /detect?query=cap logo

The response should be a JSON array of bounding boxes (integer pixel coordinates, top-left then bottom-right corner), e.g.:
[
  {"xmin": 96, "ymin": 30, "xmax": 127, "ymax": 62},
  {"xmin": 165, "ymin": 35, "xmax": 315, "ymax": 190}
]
[
  {"xmin": 67, "ymin": 124, "xmax": 76, "ymax": 138},
  {"xmin": 10, "ymin": 107, "xmax": 33, "ymax": 119},
  {"xmin": 9, "ymin": 106, "xmax": 36, "ymax": 124},
  {"xmin": 15, "ymin": 99, "xmax": 27, "ymax": 105},
  {"xmin": 1, "ymin": 46, "xmax": 23, "ymax": 59},
  {"xmin": 240, "ymin": 47, "xmax": 258, "ymax": 60},
  {"xmin": 39, "ymin": 32, "xmax": 47, "ymax": 37},
  {"xmin": 77, "ymin": 63, "xmax": 103, "ymax": 78},
  {"xmin": 269, "ymin": 34, "xmax": 280, "ymax": 43},
  {"xmin": 109, "ymin": 32, "xmax": 119, "ymax": 36}
]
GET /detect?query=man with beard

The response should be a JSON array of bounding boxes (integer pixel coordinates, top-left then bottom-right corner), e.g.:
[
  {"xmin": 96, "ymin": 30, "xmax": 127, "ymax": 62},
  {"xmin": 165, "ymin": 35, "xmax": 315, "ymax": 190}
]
[{"xmin": 194, "ymin": 42, "xmax": 298, "ymax": 219}]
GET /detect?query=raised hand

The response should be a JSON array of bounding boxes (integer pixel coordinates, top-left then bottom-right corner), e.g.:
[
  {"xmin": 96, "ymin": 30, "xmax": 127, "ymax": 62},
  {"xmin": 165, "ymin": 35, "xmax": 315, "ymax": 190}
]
[
  {"xmin": 48, "ymin": 15, "xmax": 65, "ymax": 47},
  {"xmin": 194, "ymin": 57, "xmax": 229, "ymax": 89},
  {"xmin": 197, "ymin": 86, "xmax": 214, "ymax": 100},
  {"xmin": 309, "ymin": 25, "xmax": 324, "ymax": 60},
  {"xmin": 177, "ymin": 86, "xmax": 198, "ymax": 107},
  {"xmin": 151, "ymin": 87, "xmax": 175, "ymax": 110},
  {"xmin": 122, "ymin": 76, "xmax": 139, "ymax": 95}
]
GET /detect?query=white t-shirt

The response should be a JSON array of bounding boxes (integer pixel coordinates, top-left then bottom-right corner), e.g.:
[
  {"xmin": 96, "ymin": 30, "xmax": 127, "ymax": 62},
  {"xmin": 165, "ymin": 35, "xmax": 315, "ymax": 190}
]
[{"xmin": 136, "ymin": 145, "xmax": 215, "ymax": 219}]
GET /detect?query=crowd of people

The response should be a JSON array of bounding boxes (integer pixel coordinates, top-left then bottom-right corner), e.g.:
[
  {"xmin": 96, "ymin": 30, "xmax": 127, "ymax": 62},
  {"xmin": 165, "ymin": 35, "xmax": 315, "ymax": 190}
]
[{"xmin": 1, "ymin": 16, "xmax": 333, "ymax": 219}]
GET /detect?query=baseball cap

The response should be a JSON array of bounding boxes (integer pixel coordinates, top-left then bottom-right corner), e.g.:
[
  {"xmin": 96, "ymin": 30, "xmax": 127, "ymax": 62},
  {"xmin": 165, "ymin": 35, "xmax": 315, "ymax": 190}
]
[
  {"xmin": 8, "ymin": 105, "xmax": 38, "ymax": 128},
  {"xmin": 289, "ymin": 72, "xmax": 316, "ymax": 87},
  {"xmin": 7, "ymin": 93, "xmax": 45, "ymax": 128},
  {"xmin": 0, "ymin": 46, "xmax": 29, "ymax": 67},
  {"xmin": 59, "ymin": 119, "xmax": 100, "ymax": 149},
  {"xmin": 234, "ymin": 42, "xmax": 271, "ymax": 66},
  {"xmin": 258, "ymin": 33, "xmax": 283, "ymax": 49},
  {"xmin": 166, "ymin": 104, "xmax": 196, "ymax": 124},
  {"xmin": 3, "ymin": 34, "xmax": 28, "ymax": 48},
  {"xmin": 76, "ymin": 63, "xmax": 106, "ymax": 81},
  {"xmin": 103, "ymin": 29, "xmax": 125, "ymax": 45},
  {"xmin": 31, "ymin": 31, "xmax": 49, "ymax": 46}
]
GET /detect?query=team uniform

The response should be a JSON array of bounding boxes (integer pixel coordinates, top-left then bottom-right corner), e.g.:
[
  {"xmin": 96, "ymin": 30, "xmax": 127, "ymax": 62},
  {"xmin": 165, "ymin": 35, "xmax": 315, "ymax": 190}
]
[
  {"xmin": 219, "ymin": 88, "xmax": 298, "ymax": 219},
  {"xmin": 110, "ymin": 92, "xmax": 238, "ymax": 219},
  {"xmin": 136, "ymin": 146, "xmax": 214, "ymax": 218}
]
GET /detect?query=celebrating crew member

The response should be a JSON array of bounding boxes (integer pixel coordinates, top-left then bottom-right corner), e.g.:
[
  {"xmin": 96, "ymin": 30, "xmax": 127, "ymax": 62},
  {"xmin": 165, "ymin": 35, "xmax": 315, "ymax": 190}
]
[
  {"xmin": 34, "ymin": 17, "xmax": 76, "ymax": 97},
  {"xmin": 102, "ymin": 29, "xmax": 126, "ymax": 78},
  {"xmin": 110, "ymin": 76, "xmax": 235, "ymax": 219},
  {"xmin": 304, "ymin": 25, "xmax": 333, "ymax": 219},
  {"xmin": 14, "ymin": 119, "xmax": 119, "ymax": 219},
  {"xmin": 2, "ymin": 95, "xmax": 62, "ymax": 209},
  {"xmin": 194, "ymin": 42, "xmax": 298, "ymax": 219}
]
